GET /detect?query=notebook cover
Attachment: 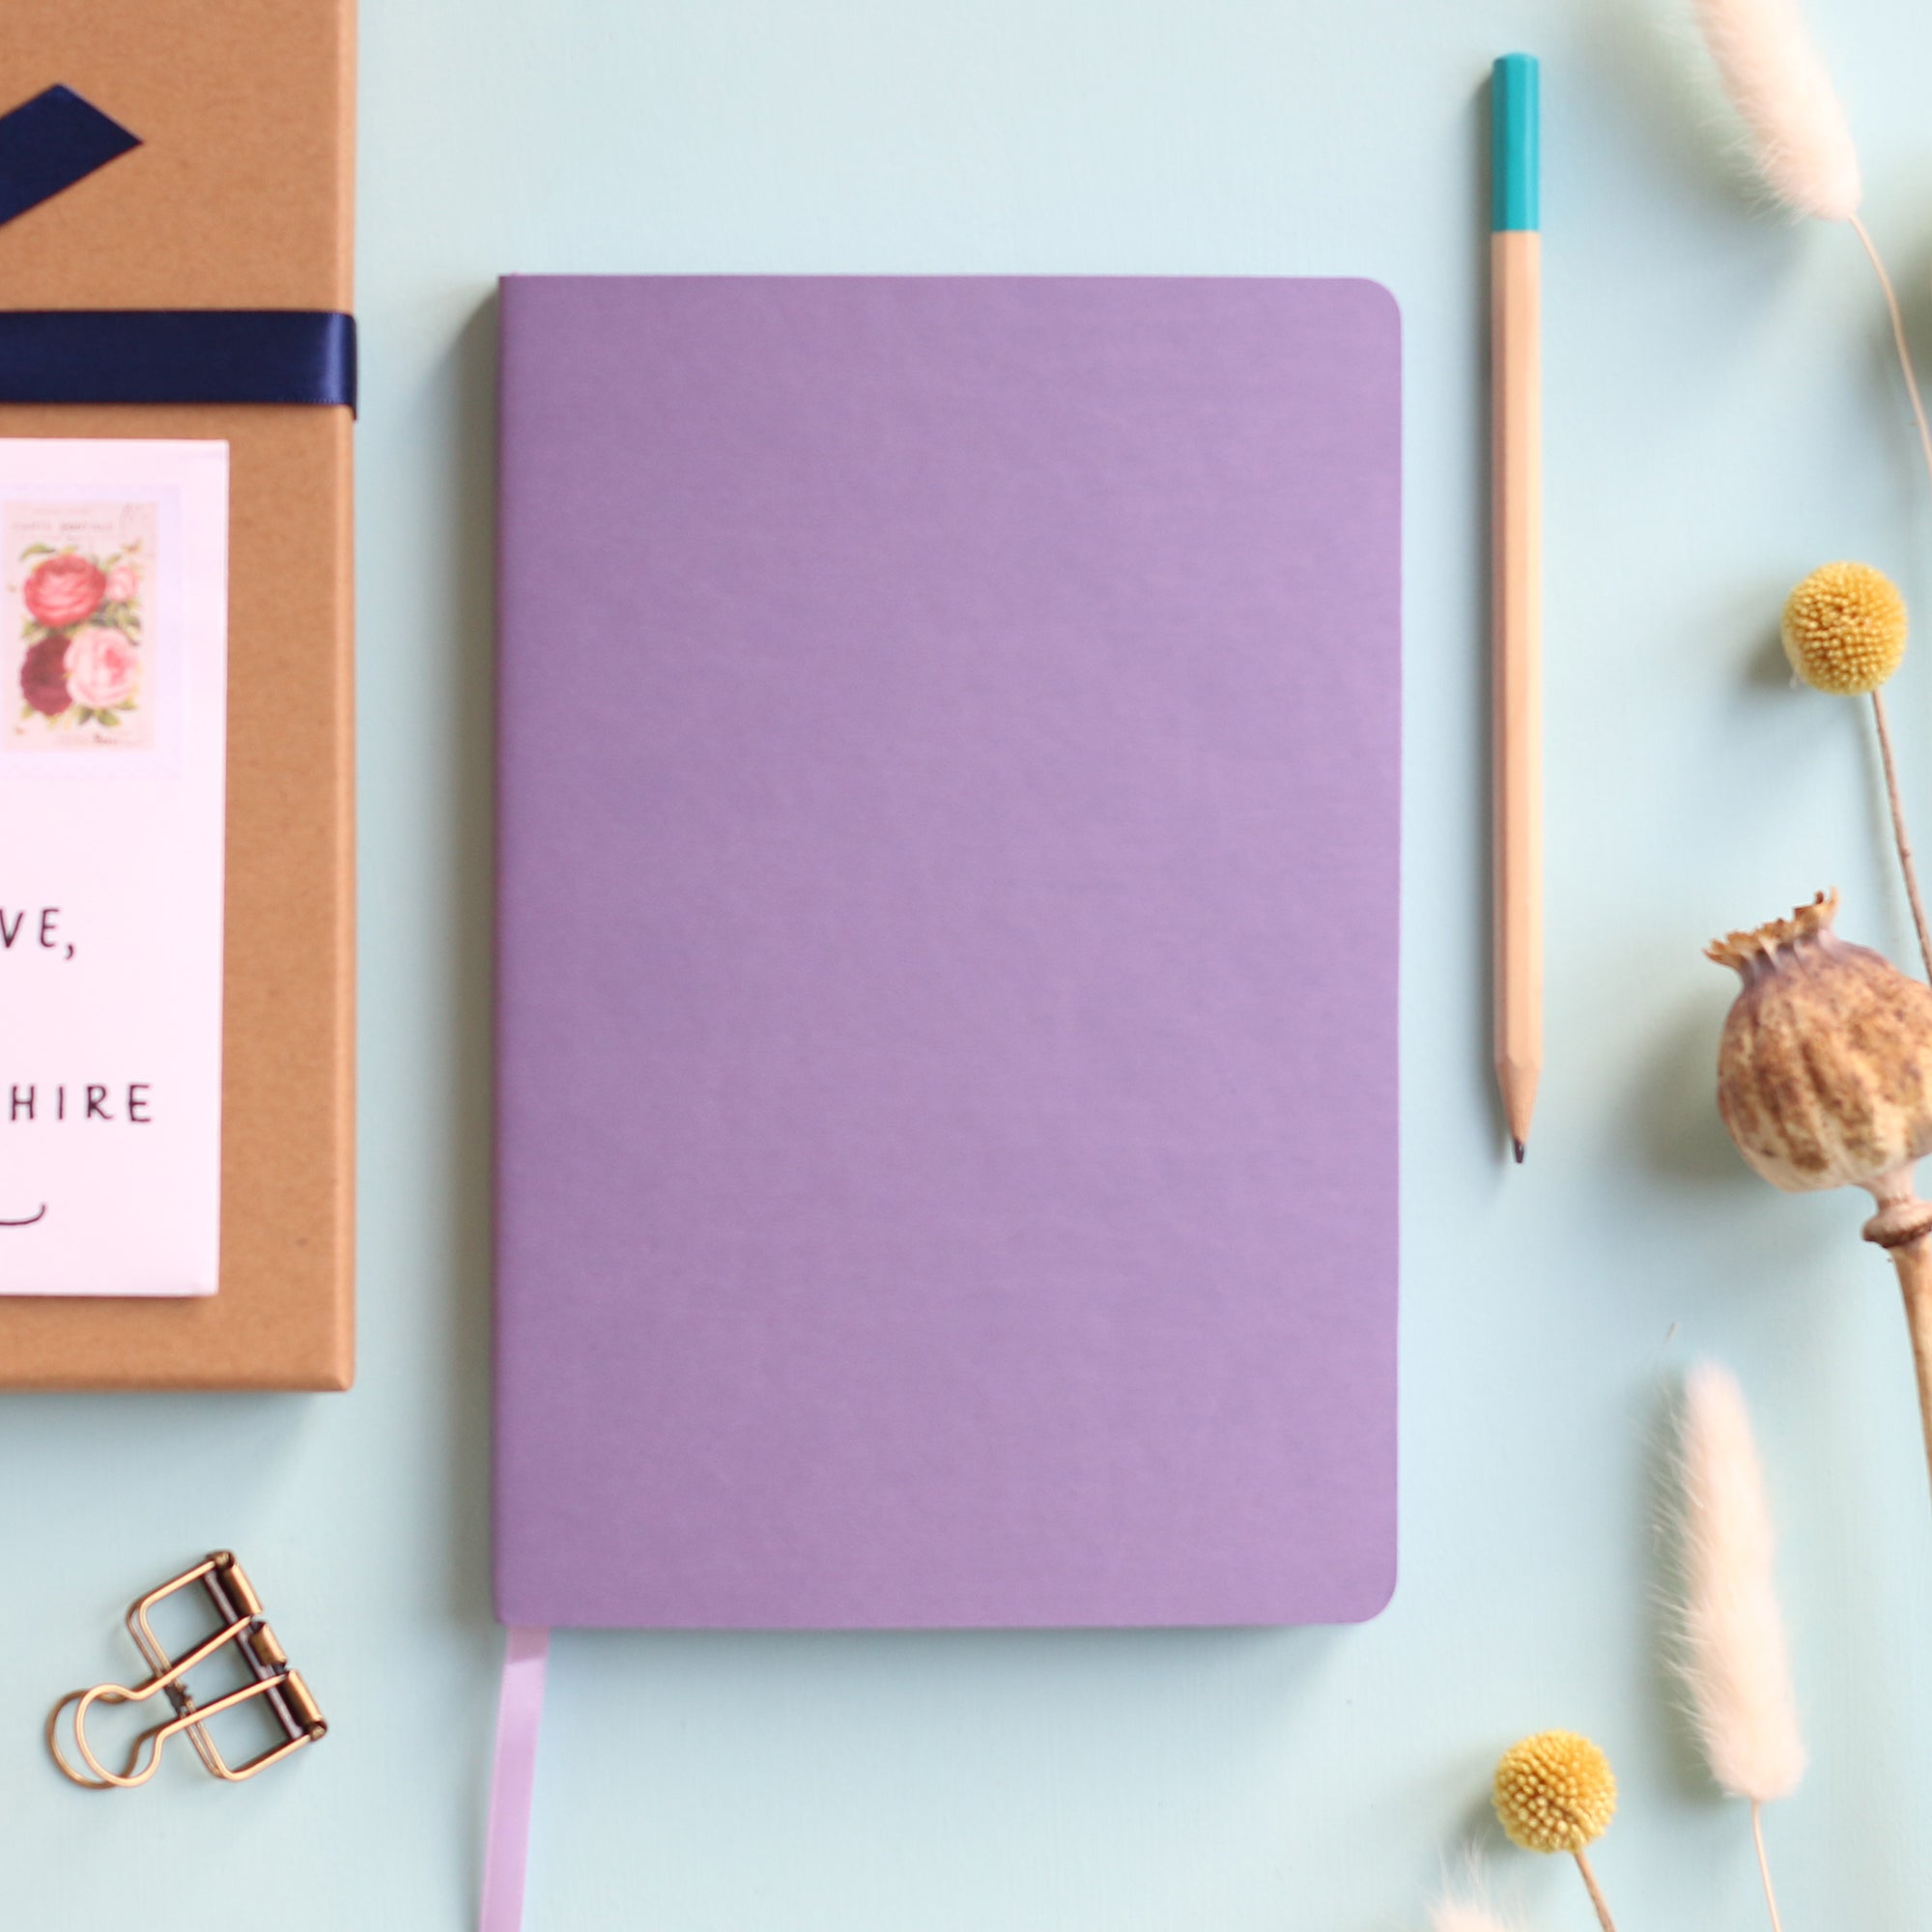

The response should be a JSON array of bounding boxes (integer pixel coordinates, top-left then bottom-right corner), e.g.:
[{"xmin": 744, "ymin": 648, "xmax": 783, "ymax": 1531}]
[
  {"xmin": 496, "ymin": 275, "xmax": 1399, "ymax": 1628},
  {"xmin": 0, "ymin": 0, "xmax": 355, "ymax": 1386}
]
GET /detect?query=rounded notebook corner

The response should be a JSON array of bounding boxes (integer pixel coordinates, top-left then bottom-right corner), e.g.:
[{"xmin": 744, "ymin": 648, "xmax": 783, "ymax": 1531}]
[
  {"xmin": 1338, "ymin": 275, "xmax": 1402, "ymax": 344},
  {"xmin": 1340, "ymin": 1553, "xmax": 1399, "ymax": 1625}
]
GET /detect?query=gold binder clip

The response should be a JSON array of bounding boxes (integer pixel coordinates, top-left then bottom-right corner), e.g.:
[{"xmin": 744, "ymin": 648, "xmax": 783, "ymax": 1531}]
[{"xmin": 48, "ymin": 1551, "xmax": 326, "ymax": 1789}]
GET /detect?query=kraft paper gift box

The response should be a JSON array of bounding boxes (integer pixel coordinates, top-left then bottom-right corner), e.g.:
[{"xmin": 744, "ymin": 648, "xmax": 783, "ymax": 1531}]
[{"xmin": 0, "ymin": 0, "xmax": 355, "ymax": 1388}]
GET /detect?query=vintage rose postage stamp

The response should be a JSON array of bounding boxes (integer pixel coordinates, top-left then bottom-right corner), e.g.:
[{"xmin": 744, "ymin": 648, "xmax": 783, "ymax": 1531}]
[{"xmin": 4, "ymin": 499, "xmax": 158, "ymax": 753}]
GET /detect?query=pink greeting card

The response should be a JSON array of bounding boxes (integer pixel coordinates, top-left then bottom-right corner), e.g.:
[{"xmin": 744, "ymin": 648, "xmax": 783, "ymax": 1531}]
[{"xmin": 0, "ymin": 440, "xmax": 229, "ymax": 1294}]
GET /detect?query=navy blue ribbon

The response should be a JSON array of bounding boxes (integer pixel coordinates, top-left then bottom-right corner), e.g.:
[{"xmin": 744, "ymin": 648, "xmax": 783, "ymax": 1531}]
[
  {"xmin": 0, "ymin": 88, "xmax": 353, "ymax": 412},
  {"xmin": 0, "ymin": 84, "xmax": 140, "ymax": 227},
  {"xmin": 0, "ymin": 310, "xmax": 356, "ymax": 412}
]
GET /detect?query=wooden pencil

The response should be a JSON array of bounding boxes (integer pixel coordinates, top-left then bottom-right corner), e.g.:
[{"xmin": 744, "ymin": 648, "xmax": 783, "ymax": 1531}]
[{"xmin": 1491, "ymin": 52, "xmax": 1543, "ymax": 1161}]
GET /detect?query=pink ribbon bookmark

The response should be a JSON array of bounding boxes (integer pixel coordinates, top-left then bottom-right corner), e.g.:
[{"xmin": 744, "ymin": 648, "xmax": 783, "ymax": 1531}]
[{"xmin": 479, "ymin": 1626, "xmax": 551, "ymax": 1932}]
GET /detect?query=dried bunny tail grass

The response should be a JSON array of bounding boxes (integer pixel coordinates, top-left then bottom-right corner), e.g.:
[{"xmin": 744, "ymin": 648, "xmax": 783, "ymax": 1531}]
[
  {"xmin": 1691, "ymin": 0, "xmax": 1861, "ymax": 219},
  {"xmin": 1432, "ymin": 1903, "xmax": 1525, "ymax": 1932},
  {"xmin": 1431, "ymin": 1851, "xmax": 1530, "ymax": 1932},
  {"xmin": 1673, "ymin": 1364, "xmax": 1806, "ymax": 1804}
]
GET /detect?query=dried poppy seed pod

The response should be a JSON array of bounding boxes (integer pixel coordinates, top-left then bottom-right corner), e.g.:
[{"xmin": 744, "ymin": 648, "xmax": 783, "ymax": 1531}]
[
  {"xmin": 1708, "ymin": 890, "xmax": 1932, "ymax": 1513},
  {"xmin": 1707, "ymin": 890, "xmax": 1932, "ymax": 1198}
]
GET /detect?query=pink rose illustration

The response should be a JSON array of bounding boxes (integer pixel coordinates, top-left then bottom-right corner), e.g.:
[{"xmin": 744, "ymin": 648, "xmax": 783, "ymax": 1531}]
[
  {"xmin": 22, "ymin": 553, "xmax": 105, "ymax": 631},
  {"xmin": 102, "ymin": 564, "xmax": 139, "ymax": 605},
  {"xmin": 19, "ymin": 634, "xmax": 71, "ymax": 715},
  {"xmin": 65, "ymin": 627, "xmax": 138, "ymax": 710}
]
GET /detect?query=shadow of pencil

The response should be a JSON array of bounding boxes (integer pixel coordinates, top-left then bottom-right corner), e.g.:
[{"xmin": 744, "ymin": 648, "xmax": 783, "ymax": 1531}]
[{"xmin": 1466, "ymin": 69, "xmax": 1508, "ymax": 1166}]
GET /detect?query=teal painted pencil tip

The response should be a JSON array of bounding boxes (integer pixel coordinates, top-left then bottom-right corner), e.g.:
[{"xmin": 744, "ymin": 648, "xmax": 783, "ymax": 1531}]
[{"xmin": 1491, "ymin": 53, "xmax": 1540, "ymax": 232}]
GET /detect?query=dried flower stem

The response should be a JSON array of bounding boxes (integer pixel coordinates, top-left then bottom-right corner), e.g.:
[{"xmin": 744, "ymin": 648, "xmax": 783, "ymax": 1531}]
[
  {"xmin": 1750, "ymin": 1803, "xmax": 1785, "ymax": 1932},
  {"xmin": 1849, "ymin": 217, "xmax": 1932, "ymax": 513},
  {"xmin": 1842, "ymin": 217, "xmax": 1932, "ymax": 980},
  {"xmin": 1572, "ymin": 1850, "xmax": 1618, "ymax": 1932},
  {"xmin": 1887, "ymin": 1236, "xmax": 1932, "ymax": 1497},
  {"xmin": 1870, "ymin": 690, "xmax": 1932, "ymax": 978},
  {"xmin": 1863, "ymin": 1175, "xmax": 1932, "ymax": 1509}
]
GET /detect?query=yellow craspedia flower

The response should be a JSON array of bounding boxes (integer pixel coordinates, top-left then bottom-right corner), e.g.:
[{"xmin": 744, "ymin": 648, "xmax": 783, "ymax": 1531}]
[
  {"xmin": 1492, "ymin": 1730, "xmax": 1617, "ymax": 1854},
  {"xmin": 1781, "ymin": 561, "xmax": 1907, "ymax": 694}
]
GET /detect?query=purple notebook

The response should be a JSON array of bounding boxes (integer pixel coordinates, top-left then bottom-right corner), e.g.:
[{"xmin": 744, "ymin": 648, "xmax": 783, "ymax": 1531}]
[{"xmin": 495, "ymin": 275, "xmax": 1400, "ymax": 1630}]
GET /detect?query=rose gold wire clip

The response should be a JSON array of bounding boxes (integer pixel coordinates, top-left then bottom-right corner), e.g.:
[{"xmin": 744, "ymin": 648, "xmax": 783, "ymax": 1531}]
[{"xmin": 47, "ymin": 1551, "xmax": 326, "ymax": 1789}]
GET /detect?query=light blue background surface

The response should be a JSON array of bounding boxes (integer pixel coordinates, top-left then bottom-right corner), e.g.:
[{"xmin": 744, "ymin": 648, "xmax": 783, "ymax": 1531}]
[{"xmin": 7, "ymin": 0, "xmax": 1932, "ymax": 1924}]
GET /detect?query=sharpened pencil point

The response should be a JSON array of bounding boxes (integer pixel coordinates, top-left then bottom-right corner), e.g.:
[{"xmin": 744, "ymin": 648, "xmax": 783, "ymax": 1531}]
[{"xmin": 1496, "ymin": 1060, "xmax": 1541, "ymax": 1170}]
